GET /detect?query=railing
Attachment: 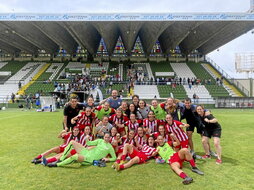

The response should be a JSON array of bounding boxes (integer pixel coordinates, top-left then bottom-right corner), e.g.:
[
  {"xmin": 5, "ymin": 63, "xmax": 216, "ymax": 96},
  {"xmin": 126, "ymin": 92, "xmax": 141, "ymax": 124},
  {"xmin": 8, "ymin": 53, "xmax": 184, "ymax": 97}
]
[
  {"xmin": 215, "ymin": 97, "xmax": 254, "ymax": 108},
  {"xmin": 205, "ymin": 57, "xmax": 250, "ymax": 97}
]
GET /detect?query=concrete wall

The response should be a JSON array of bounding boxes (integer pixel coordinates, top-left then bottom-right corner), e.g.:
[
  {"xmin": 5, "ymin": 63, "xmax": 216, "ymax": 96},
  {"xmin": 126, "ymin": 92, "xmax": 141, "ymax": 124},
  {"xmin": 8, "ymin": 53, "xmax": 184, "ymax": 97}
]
[{"xmin": 236, "ymin": 79, "xmax": 254, "ymax": 97}]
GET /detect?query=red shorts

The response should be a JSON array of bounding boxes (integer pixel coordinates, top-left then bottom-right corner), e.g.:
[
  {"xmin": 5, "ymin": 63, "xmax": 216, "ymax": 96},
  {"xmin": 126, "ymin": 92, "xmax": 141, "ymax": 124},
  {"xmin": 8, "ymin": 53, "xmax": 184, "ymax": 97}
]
[
  {"xmin": 175, "ymin": 140, "xmax": 189, "ymax": 149},
  {"xmin": 59, "ymin": 146, "xmax": 65, "ymax": 153},
  {"xmin": 180, "ymin": 140, "xmax": 189, "ymax": 149},
  {"xmin": 129, "ymin": 149, "xmax": 148, "ymax": 164},
  {"xmin": 70, "ymin": 149, "xmax": 76, "ymax": 155},
  {"xmin": 169, "ymin": 152, "xmax": 184, "ymax": 168},
  {"xmin": 116, "ymin": 146, "xmax": 124, "ymax": 155}
]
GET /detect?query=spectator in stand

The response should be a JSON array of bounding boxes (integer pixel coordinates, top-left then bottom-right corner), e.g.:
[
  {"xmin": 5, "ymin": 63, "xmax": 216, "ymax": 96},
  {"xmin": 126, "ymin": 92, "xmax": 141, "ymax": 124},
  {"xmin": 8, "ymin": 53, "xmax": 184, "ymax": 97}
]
[{"xmin": 11, "ymin": 93, "xmax": 15, "ymax": 103}]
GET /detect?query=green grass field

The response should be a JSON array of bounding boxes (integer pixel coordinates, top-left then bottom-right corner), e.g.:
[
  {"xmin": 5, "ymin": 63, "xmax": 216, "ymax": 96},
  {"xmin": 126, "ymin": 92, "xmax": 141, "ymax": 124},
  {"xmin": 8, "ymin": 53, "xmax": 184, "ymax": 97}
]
[{"xmin": 0, "ymin": 109, "xmax": 254, "ymax": 190}]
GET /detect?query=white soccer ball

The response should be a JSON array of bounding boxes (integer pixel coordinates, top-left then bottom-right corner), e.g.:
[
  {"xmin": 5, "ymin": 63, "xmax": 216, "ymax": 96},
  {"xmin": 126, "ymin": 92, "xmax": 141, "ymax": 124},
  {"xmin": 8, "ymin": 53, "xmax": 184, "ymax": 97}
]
[{"xmin": 2, "ymin": 107, "xmax": 6, "ymax": 110}]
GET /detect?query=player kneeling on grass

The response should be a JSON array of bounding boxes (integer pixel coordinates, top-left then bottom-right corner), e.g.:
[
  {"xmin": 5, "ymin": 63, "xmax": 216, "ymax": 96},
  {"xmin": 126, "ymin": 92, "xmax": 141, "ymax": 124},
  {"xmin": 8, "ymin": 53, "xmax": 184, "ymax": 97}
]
[
  {"xmin": 113, "ymin": 136, "xmax": 157, "ymax": 171},
  {"xmin": 156, "ymin": 135, "xmax": 204, "ymax": 185},
  {"xmin": 47, "ymin": 133, "xmax": 116, "ymax": 167}
]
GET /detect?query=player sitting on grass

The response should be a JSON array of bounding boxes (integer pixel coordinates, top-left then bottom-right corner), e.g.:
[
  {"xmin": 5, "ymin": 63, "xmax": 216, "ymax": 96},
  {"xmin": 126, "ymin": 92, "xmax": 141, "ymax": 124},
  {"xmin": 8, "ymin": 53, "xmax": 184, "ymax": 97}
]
[
  {"xmin": 47, "ymin": 133, "xmax": 116, "ymax": 167},
  {"xmin": 156, "ymin": 135, "xmax": 204, "ymax": 185},
  {"xmin": 113, "ymin": 136, "xmax": 157, "ymax": 171},
  {"xmin": 31, "ymin": 126, "xmax": 82, "ymax": 164}
]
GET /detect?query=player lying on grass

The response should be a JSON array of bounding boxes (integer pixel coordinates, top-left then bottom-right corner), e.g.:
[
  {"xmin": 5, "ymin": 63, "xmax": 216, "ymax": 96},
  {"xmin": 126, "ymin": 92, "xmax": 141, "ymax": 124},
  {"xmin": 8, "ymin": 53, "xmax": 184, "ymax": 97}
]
[
  {"xmin": 47, "ymin": 133, "xmax": 116, "ymax": 167},
  {"xmin": 156, "ymin": 135, "xmax": 204, "ymax": 185},
  {"xmin": 41, "ymin": 126, "xmax": 94, "ymax": 166},
  {"xmin": 112, "ymin": 136, "xmax": 157, "ymax": 171},
  {"xmin": 31, "ymin": 126, "xmax": 82, "ymax": 164}
]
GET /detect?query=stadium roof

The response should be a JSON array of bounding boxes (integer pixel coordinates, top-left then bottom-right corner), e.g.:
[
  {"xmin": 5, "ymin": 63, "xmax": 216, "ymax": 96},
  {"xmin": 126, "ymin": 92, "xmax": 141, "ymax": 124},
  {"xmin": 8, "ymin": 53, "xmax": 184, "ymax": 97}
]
[{"xmin": 0, "ymin": 13, "xmax": 254, "ymax": 56}]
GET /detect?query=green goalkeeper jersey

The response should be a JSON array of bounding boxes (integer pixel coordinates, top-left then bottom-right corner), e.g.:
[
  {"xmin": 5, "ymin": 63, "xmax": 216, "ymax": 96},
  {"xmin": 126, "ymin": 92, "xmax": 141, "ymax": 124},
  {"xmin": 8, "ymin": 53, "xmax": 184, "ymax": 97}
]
[
  {"xmin": 156, "ymin": 142, "xmax": 175, "ymax": 163},
  {"xmin": 85, "ymin": 139, "xmax": 116, "ymax": 162}
]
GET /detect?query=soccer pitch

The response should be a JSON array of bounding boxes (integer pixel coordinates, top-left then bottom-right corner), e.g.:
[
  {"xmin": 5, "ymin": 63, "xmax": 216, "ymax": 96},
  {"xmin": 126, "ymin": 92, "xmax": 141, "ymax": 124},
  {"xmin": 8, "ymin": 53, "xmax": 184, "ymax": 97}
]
[{"xmin": 0, "ymin": 109, "xmax": 253, "ymax": 190}]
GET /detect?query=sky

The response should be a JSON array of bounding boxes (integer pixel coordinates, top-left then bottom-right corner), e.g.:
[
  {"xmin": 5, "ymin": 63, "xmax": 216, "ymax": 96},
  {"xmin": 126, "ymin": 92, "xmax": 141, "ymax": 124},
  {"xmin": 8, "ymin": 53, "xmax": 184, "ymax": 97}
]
[{"xmin": 0, "ymin": 0, "xmax": 253, "ymax": 78}]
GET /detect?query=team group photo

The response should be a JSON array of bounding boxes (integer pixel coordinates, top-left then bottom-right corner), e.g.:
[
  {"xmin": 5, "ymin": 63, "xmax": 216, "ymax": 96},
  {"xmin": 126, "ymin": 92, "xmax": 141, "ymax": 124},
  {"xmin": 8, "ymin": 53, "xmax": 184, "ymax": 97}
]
[{"xmin": 0, "ymin": 0, "xmax": 254, "ymax": 189}]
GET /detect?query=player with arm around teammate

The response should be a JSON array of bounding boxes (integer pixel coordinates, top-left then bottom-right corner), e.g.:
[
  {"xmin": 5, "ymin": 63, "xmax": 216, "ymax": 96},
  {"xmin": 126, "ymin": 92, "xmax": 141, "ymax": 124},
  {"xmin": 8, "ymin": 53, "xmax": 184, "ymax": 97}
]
[{"xmin": 196, "ymin": 105, "xmax": 222, "ymax": 164}]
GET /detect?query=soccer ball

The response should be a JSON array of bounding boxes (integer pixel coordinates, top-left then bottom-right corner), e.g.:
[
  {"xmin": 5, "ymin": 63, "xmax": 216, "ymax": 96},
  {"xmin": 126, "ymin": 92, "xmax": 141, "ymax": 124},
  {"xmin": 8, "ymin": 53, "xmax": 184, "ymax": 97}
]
[{"xmin": 2, "ymin": 107, "xmax": 6, "ymax": 110}]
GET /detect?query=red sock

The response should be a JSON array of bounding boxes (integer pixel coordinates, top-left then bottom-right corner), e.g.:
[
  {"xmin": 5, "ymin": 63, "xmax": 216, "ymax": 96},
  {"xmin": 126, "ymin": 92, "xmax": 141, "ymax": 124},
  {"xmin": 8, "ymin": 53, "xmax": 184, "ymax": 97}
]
[
  {"xmin": 188, "ymin": 159, "xmax": 196, "ymax": 167},
  {"xmin": 120, "ymin": 164, "xmax": 125, "ymax": 170},
  {"xmin": 121, "ymin": 155, "xmax": 126, "ymax": 161},
  {"xmin": 36, "ymin": 155, "xmax": 42, "ymax": 159},
  {"xmin": 116, "ymin": 159, "xmax": 121, "ymax": 164},
  {"xmin": 47, "ymin": 157, "xmax": 57, "ymax": 163},
  {"xmin": 179, "ymin": 172, "xmax": 187, "ymax": 179}
]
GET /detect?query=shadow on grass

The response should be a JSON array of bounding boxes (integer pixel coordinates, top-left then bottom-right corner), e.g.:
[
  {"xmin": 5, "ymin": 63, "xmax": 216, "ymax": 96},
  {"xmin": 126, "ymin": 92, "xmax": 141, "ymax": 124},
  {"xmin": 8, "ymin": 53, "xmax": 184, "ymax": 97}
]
[{"xmin": 194, "ymin": 152, "xmax": 239, "ymax": 166}]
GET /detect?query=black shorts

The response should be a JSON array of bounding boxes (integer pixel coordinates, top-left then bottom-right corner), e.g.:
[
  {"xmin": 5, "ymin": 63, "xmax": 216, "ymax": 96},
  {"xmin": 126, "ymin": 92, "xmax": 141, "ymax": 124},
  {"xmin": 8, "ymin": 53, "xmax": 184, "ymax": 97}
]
[
  {"xmin": 202, "ymin": 128, "xmax": 221, "ymax": 138},
  {"xmin": 186, "ymin": 125, "xmax": 203, "ymax": 134},
  {"xmin": 63, "ymin": 123, "xmax": 75, "ymax": 131}
]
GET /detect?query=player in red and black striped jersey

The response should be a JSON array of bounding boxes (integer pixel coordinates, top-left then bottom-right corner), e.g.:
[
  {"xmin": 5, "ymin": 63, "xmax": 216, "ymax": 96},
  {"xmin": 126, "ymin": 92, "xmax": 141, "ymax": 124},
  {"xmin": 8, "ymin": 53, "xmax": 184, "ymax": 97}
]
[
  {"xmin": 115, "ymin": 130, "xmax": 136, "ymax": 156},
  {"xmin": 125, "ymin": 113, "xmax": 141, "ymax": 134},
  {"xmin": 153, "ymin": 125, "xmax": 170, "ymax": 142},
  {"xmin": 71, "ymin": 107, "xmax": 96, "ymax": 132},
  {"xmin": 113, "ymin": 136, "xmax": 157, "ymax": 171},
  {"xmin": 143, "ymin": 111, "xmax": 161, "ymax": 134},
  {"xmin": 165, "ymin": 114, "xmax": 189, "ymax": 151},
  {"xmin": 79, "ymin": 126, "xmax": 94, "ymax": 147},
  {"xmin": 135, "ymin": 126, "xmax": 149, "ymax": 150},
  {"xmin": 31, "ymin": 127, "xmax": 83, "ymax": 164},
  {"xmin": 109, "ymin": 109, "xmax": 129, "ymax": 136}
]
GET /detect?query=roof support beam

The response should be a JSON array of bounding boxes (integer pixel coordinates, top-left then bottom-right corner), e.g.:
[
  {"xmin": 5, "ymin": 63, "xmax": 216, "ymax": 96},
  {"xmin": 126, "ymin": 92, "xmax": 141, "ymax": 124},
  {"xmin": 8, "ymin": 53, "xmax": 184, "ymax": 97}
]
[
  {"xmin": 2, "ymin": 21, "xmax": 58, "ymax": 54},
  {"xmin": 118, "ymin": 21, "xmax": 144, "ymax": 55},
  {"xmin": 34, "ymin": 21, "xmax": 78, "ymax": 54},
  {"xmin": 92, "ymin": 22, "xmax": 120, "ymax": 56},
  {"xmin": 63, "ymin": 22, "xmax": 101, "ymax": 55},
  {"xmin": 139, "ymin": 21, "xmax": 173, "ymax": 55}
]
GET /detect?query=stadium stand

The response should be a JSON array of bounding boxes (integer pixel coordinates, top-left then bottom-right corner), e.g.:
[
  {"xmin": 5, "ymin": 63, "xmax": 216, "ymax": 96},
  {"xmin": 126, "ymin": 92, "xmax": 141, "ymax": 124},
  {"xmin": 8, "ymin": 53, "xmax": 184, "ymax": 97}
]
[
  {"xmin": 0, "ymin": 62, "xmax": 46, "ymax": 99},
  {"xmin": 157, "ymin": 85, "xmax": 187, "ymax": 99},
  {"xmin": 201, "ymin": 63, "xmax": 242, "ymax": 97},
  {"xmin": 0, "ymin": 62, "xmax": 8, "ymax": 69},
  {"xmin": 149, "ymin": 61, "xmax": 175, "ymax": 74},
  {"xmin": 186, "ymin": 62, "xmax": 230, "ymax": 97},
  {"xmin": 134, "ymin": 85, "xmax": 160, "ymax": 99},
  {"xmin": 46, "ymin": 63, "xmax": 64, "ymax": 80},
  {"xmin": 170, "ymin": 63, "xmax": 213, "ymax": 101}
]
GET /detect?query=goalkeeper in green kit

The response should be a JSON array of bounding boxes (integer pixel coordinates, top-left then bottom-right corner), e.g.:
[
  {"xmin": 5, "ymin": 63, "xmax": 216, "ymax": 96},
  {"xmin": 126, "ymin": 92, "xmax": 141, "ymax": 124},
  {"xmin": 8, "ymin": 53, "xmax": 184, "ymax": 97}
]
[{"xmin": 47, "ymin": 133, "xmax": 116, "ymax": 167}]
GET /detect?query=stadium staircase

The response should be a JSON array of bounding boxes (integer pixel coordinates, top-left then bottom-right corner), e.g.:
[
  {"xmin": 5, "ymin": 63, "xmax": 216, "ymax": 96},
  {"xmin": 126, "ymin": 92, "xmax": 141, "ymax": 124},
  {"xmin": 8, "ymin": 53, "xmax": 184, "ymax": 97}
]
[
  {"xmin": 134, "ymin": 85, "xmax": 160, "ymax": 99},
  {"xmin": 0, "ymin": 62, "xmax": 46, "ymax": 99},
  {"xmin": 119, "ymin": 64, "xmax": 123, "ymax": 81},
  {"xmin": 170, "ymin": 63, "xmax": 213, "ymax": 102},
  {"xmin": 187, "ymin": 62, "xmax": 231, "ymax": 98},
  {"xmin": 201, "ymin": 63, "xmax": 243, "ymax": 97},
  {"xmin": 0, "ymin": 62, "xmax": 8, "ymax": 69},
  {"xmin": 19, "ymin": 63, "xmax": 50, "ymax": 95}
]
